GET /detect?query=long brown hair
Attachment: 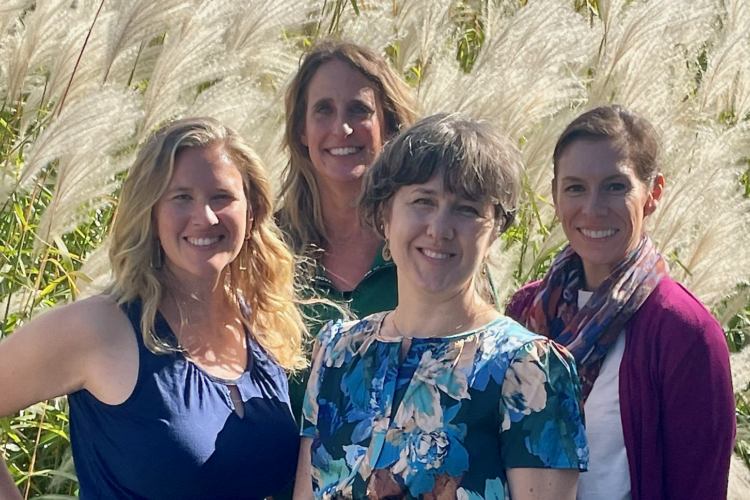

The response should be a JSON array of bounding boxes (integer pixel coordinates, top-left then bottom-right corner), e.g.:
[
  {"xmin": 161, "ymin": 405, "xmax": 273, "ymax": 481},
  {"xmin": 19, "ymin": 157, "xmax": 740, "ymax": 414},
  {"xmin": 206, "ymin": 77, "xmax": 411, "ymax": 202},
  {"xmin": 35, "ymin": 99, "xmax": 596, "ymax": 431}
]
[{"xmin": 276, "ymin": 39, "xmax": 417, "ymax": 253}]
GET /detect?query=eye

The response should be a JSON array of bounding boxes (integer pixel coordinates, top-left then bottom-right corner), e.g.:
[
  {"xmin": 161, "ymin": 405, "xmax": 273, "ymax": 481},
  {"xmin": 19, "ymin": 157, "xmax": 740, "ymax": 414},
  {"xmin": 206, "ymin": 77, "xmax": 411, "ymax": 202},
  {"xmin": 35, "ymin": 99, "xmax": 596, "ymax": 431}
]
[
  {"xmin": 456, "ymin": 204, "xmax": 481, "ymax": 216},
  {"xmin": 313, "ymin": 102, "xmax": 333, "ymax": 116},
  {"xmin": 563, "ymin": 184, "xmax": 584, "ymax": 193},
  {"xmin": 172, "ymin": 193, "xmax": 191, "ymax": 201},
  {"xmin": 606, "ymin": 182, "xmax": 628, "ymax": 192},
  {"xmin": 350, "ymin": 102, "xmax": 374, "ymax": 117},
  {"xmin": 412, "ymin": 197, "xmax": 435, "ymax": 206}
]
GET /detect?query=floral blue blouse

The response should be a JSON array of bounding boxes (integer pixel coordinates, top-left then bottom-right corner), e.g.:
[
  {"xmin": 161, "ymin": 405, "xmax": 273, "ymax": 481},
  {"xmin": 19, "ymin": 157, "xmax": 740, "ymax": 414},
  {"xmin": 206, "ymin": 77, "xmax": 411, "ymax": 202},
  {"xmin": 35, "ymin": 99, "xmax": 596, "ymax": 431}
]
[{"xmin": 301, "ymin": 312, "xmax": 588, "ymax": 500}]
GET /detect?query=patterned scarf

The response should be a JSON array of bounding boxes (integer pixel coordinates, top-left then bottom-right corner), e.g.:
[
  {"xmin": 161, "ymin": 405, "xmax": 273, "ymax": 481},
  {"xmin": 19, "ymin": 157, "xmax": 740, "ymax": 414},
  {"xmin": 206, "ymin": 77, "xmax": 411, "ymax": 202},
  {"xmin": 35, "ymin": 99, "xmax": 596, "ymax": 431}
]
[{"xmin": 520, "ymin": 236, "xmax": 668, "ymax": 401}]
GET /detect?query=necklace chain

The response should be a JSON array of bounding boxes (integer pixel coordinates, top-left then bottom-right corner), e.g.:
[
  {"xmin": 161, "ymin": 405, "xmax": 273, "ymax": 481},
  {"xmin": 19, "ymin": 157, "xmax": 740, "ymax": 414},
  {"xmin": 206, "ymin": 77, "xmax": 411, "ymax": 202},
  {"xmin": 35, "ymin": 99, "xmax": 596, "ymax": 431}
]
[{"xmin": 389, "ymin": 307, "xmax": 494, "ymax": 339}]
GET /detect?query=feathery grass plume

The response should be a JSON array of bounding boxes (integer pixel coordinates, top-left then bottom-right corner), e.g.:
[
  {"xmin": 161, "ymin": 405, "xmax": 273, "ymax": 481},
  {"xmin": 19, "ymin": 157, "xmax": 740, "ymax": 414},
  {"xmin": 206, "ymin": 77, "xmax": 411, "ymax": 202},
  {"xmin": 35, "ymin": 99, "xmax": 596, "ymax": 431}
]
[
  {"xmin": 0, "ymin": 0, "xmax": 73, "ymax": 103},
  {"xmin": 16, "ymin": 87, "xmax": 141, "ymax": 202},
  {"xmin": 587, "ymin": 0, "xmax": 716, "ymax": 119},
  {"xmin": 223, "ymin": 0, "xmax": 309, "ymax": 58},
  {"xmin": 101, "ymin": 0, "xmax": 194, "ymax": 83},
  {"xmin": 694, "ymin": 4, "xmax": 750, "ymax": 122},
  {"xmin": 388, "ymin": 0, "xmax": 454, "ymax": 76},
  {"xmin": 185, "ymin": 74, "xmax": 290, "ymax": 189},
  {"xmin": 734, "ymin": 346, "xmax": 750, "ymax": 394},
  {"xmin": 76, "ymin": 239, "xmax": 112, "ymax": 297},
  {"xmin": 722, "ymin": 0, "xmax": 750, "ymax": 33},
  {"xmin": 426, "ymin": 0, "xmax": 592, "ymax": 139},
  {"xmin": 321, "ymin": 0, "xmax": 396, "ymax": 52},
  {"xmin": 647, "ymin": 124, "xmax": 750, "ymax": 306},
  {"xmin": 139, "ymin": 0, "xmax": 239, "ymax": 138},
  {"xmin": 26, "ymin": 2, "xmax": 107, "ymax": 125},
  {"xmin": 0, "ymin": 1, "xmax": 33, "ymax": 46},
  {"xmin": 729, "ymin": 456, "xmax": 750, "ymax": 500}
]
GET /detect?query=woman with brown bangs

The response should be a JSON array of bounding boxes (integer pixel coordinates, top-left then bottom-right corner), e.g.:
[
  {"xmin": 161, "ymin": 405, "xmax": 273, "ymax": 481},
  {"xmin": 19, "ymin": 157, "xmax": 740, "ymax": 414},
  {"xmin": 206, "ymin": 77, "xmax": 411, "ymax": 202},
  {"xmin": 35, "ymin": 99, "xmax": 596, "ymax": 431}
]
[
  {"xmin": 294, "ymin": 114, "xmax": 588, "ymax": 500},
  {"xmin": 0, "ymin": 118, "xmax": 304, "ymax": 500},
  {"xmin": 277, "ymin": 39, "xmax": 417, "ymax": 420}
]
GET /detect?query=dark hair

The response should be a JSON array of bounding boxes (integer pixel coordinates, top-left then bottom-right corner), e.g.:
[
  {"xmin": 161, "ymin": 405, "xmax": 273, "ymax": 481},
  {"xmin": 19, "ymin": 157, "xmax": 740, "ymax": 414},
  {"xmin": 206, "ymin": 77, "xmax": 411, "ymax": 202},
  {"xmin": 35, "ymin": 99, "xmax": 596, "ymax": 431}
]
[
  {"xmin": 359, "ymin": 113, "xmax": 521, "ymax": 235},
  {"xmin": 277, "ymin": 39, "xmax": 417, "ymax": 253},
  {"xmin": 553, "ymin": 104, "xmax": 660, "ymax": 184}
]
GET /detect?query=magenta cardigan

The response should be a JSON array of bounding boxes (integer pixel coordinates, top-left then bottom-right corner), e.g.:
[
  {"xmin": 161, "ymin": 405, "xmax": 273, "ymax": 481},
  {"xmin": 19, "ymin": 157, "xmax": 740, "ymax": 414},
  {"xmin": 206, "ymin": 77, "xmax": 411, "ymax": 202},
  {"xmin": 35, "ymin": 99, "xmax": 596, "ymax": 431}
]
[{"xmin": 506, "ymin": 276, "xmax": 735, "ymax": 500}]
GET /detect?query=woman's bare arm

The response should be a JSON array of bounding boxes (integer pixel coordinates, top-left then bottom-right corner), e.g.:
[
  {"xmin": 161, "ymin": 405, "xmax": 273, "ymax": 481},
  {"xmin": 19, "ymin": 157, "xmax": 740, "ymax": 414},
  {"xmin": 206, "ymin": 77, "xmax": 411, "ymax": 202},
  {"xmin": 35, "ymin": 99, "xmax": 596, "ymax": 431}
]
[
  {"xmin": 292, "ymin": 437, "xmax": 314, "ymax": 500},
  {"xmin": 507, "ymin": 468, "xmax": 578, "ymax": 500},
  {"xmin": 0, "ymin": 296, "xmax": 136, "ymax": 417}
]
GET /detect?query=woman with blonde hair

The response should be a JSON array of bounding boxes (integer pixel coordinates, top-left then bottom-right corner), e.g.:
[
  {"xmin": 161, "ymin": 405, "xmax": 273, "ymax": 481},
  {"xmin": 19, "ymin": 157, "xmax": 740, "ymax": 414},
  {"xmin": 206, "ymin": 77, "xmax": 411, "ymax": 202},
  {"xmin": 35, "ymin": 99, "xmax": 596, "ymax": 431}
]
[
  {"xmin": 277, "ymin": 39, "xmax": 417, "ymax": 419},
  {"xmin": 0, "ymin": 117, "xmax": 304, "ymax": 500}
]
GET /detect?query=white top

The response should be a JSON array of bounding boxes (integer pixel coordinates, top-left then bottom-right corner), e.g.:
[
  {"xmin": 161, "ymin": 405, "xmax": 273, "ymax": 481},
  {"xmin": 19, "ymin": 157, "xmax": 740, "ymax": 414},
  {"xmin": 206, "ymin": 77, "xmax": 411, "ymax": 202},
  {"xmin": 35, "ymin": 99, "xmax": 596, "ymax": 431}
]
[{"xmin": 576, "ymin": 291, "xmax": 631, "ymax": 500}]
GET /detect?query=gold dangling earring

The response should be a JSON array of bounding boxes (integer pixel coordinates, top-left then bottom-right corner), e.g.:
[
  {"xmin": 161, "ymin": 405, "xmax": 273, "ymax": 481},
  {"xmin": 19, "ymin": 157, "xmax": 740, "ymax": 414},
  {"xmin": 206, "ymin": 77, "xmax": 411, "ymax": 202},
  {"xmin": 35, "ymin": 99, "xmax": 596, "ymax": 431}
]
[{"xmin": 382, "ymin": 239, "xmax": 392, "ymax": 261}]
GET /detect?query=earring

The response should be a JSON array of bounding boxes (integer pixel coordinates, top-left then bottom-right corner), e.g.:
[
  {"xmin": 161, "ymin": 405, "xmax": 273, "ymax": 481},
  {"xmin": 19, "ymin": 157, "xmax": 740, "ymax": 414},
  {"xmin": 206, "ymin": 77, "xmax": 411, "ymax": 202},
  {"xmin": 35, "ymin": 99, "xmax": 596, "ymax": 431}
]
[
  {"xmin": 381, "ymin": 239, "xmax": 392, "ymax": 261},
  {"xmin": 151, "ymin": 241, "xmax": 163, "ymax": 269}
]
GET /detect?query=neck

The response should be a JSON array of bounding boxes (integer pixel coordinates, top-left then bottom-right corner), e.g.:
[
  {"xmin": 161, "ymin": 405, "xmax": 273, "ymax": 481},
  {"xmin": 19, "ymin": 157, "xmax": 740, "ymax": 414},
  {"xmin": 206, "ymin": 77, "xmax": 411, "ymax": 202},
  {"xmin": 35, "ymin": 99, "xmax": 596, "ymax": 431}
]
[
  {"xmin": 391, "ymin": 282, "xmax": 498, "ymax": 338},
  {"xmin": 162, "ymin": 271, "xmax": 234, "ymax": 326},
  {"xmin": 318, "ymin": 181, "xmax": 370, "ymax": 243}
]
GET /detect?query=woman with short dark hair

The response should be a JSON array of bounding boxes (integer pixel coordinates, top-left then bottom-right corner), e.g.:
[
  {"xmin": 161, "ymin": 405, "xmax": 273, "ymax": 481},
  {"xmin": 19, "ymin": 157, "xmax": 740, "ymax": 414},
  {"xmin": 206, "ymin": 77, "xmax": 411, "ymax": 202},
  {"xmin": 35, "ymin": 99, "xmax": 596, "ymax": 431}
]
[
  {"xmin": 294, "ymin": 114, "xmax": 588, "ymax": 500},
  {"xmin": 507, "ymin": 105, "xmax": 735, "ymax": 500}
]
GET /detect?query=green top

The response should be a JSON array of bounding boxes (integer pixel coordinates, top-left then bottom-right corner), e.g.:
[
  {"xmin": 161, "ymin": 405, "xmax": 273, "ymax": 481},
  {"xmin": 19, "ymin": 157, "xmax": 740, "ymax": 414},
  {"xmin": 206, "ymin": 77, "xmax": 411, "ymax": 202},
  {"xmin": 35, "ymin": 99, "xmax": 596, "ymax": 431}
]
[{"xmin": 289, "ymin": 243, "xmax": 398, "ymax": 423}]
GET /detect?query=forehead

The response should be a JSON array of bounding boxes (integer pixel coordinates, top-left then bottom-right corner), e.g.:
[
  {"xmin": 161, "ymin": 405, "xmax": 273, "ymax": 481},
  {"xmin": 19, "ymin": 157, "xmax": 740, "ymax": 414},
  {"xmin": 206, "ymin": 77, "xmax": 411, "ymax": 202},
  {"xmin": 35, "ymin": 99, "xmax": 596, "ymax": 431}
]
[
  {"xmin": 169, "ymin": 146, "xmax": 243, "ymax": 188},
  {"xmin": 399, "ymin": 175, "xmax": 482, "ymax": 202},
  {"xmin": 557, "ymin": 139, "xmax": 635, "ymax": 180},
  {"xmin": 306, "ymin": 59, "xmax": 379, "ymax": 105}
]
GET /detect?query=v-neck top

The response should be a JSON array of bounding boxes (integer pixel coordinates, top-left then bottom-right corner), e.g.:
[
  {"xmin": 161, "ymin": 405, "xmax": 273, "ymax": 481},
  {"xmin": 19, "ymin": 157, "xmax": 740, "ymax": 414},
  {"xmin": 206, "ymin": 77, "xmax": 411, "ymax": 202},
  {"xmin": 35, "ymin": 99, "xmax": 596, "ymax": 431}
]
[
  {"xmin": 301, "ymin": 312, "xmax": 588, "ymax": 499},
  {"xmin": 68, "ymin": 301, "xmax": 299, "ymax": 500}
]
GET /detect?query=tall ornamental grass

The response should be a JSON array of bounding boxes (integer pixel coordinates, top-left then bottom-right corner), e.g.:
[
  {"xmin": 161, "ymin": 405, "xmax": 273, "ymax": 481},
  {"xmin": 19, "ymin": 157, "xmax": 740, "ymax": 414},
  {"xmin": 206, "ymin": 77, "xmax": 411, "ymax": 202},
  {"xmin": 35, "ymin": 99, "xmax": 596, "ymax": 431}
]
[{"xmin": 0, "ymin": 0, "xmax": 749, "ymax": 497}]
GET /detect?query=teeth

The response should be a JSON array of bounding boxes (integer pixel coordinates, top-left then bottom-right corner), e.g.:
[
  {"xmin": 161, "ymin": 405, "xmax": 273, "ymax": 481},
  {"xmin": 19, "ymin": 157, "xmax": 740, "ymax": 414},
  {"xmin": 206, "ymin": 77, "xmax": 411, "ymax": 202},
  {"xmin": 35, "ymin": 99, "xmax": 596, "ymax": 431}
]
[
  {"xmin": 581, "ymin": 229, "xmax": 617, "ymax": 239},
  {"xmin": 423, "ymin": 249, "xmax": 450, "ymax": 259},
  {"xmin": 187, "ymin": 236, "xmax": 221, "ymax": 246},
  {"xmin": 329, "ymin": 147, "xmax": 359, "ymax": 156}
]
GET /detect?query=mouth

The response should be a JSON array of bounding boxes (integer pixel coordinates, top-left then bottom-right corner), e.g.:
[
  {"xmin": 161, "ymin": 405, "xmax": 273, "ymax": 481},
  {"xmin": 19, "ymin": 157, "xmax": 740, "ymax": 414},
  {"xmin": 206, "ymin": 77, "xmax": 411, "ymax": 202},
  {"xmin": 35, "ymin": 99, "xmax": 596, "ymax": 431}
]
[
  {"xmin": 579, "ymin": 228, "xmax": 618, "ymax": 239},
  {"xmin": 327, "ymin": 147, "xmax": 363, "ymax": 156},
  {"xmin": 419, "ymin": 248, "xmax": 454, "ymax": 260},
  {"xmin": 185, "ymin": 235, "xmax": 224, "ymax": 247}
]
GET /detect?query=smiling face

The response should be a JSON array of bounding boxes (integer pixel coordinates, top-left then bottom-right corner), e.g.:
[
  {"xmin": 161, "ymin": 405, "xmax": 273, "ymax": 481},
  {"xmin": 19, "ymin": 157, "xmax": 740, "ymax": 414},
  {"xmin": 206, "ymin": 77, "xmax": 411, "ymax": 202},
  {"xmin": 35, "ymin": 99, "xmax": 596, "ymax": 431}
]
[
  {"xmin": 154, "ymin": 146, "xmax": 249, "ymax": 286},
  {"xmin": 301, "ymin": 59, "xmax": 385, "ymax": 190},
  {"xmin": 383, "ymin": 176, "xmax": 496, "ymax": 300},
  {"xmin": 553, "ymin": 139, "xmax": 663, "ymax": 289}
]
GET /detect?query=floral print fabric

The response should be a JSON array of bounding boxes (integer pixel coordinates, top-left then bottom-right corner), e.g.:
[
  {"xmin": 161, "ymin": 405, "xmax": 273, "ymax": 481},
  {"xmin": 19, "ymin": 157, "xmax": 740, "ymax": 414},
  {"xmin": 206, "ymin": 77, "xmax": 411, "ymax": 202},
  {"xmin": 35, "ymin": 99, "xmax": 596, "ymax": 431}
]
[{"xmin": 301, "ymin": 312, "xmax": 588, "ymax": 500}]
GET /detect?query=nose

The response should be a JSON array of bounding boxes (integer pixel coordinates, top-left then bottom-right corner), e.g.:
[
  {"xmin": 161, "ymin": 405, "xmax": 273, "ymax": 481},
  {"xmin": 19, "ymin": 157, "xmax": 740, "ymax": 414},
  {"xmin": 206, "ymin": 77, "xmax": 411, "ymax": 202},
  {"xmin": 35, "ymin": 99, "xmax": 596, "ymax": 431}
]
[
  {"xmin": 194, "ymin": 202, "xmax": 219, "ymax": 226},
  {"xmin": 426, "ymin": 207, "xmax": 455, "ymax": 240},
  {"xmin": 334, "ymin": 112, "xmax": 353, "ymax": 137},
  {"xmin": 582, "ymin": 190, "xmax": 607, "ymax": 216}
]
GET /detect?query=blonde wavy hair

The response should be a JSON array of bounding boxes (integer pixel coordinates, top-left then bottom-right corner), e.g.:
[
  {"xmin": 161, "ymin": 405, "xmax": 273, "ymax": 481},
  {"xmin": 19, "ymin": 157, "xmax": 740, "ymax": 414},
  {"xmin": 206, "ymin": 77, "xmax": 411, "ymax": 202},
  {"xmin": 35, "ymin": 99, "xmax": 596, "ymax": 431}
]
[
  {"xmin": 276, "ymin": 39, "xmax": 417, "ymax": 254},
  {"xmin": 107, "ymin": 117, "xmax": 306, "ymax": 370}
]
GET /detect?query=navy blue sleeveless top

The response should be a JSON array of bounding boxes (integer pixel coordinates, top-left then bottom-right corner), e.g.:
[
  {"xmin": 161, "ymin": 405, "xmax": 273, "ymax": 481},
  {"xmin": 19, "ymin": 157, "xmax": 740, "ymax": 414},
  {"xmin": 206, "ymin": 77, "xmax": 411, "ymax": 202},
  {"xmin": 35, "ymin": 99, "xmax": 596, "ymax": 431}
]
[{"xmin": 68, "ymin": 301, "xmax": 299, "ymax": 500}]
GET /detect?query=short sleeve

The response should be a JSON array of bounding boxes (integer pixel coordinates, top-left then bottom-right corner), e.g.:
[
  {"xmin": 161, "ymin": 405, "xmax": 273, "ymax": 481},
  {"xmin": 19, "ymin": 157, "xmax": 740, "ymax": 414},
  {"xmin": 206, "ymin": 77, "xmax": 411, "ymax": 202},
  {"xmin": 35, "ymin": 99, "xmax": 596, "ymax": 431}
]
[
  {"xmin": 499, "ymin": 339, "xmax": 588, "ymax": 470},
  {"xmin": 300, "ymin": 319, "xmax": 341, "ymax": 438}
]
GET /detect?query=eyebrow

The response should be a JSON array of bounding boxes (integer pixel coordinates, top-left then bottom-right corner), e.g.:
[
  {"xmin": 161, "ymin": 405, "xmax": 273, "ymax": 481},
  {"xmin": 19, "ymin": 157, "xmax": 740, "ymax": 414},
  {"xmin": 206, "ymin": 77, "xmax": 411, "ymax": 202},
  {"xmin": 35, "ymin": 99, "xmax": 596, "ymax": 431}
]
[
  {"xmin": 408, "ymin": 187, "xmax": 440, "ymax": 195},
  {"xmin": 311, "ymin": 95, "xmax": 376, "ymax": 108},
  {"xmin": 560, "ymin": 173, "xmax": 629, "ymax": 183}
]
